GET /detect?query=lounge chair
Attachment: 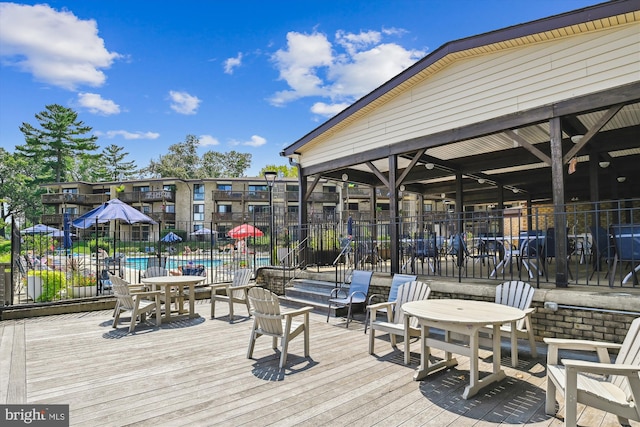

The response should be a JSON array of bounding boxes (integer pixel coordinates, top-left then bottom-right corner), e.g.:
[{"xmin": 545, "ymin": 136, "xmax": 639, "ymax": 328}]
[
  {"xmin": 210, "ymin": 268, "xmax": 254, "ymax": 323},
  {"xmin": 247, "ymin": 287, "xmax": 312, "ymax": 369},
  {"xmin": 363, "ymin": 273, "xmax": 417, "ymax": 333},
  {"xmin": 545, "ymin": 317, "xmax": 640, "ymax": 427},
  {"xmin": 326, "ymin": 270, "xmax": 373, "ymax": 328},
  {"xmin": 368, "ymin": 281, "xmax": 431, "ymax": 364}
]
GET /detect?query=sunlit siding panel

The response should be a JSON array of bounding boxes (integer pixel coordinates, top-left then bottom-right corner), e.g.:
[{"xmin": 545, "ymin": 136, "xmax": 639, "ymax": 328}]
[{"xmin": 300, "ymin": 23, "xmax": 639, "ymax": 168}]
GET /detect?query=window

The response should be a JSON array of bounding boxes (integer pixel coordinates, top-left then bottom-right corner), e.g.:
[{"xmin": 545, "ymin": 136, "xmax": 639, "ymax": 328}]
[
  {"xmin": 62, "ymin": 188, "xmax": 78, "ymax": 194},
  {"xmin": 248, "ymin": 205, "xmax": 269, "ymax": 214},
  {"xmin": 164, "ymin": 205, "xmax": 175, "ymax": 213},
  {"xmin": 287, "ymin": 206, "xmax": 299, "ymax": 214},
  {"xmin": 323, "ymin": 186, "xmax": 336, "ymax": 193},
  {"xmin": 63, "ymin": 207, "xmax": 78, "ymax": 215},
  {"xmin": 134, "ymin": 186, "xmax": 149, "ymax": 192},
  {"xmin": 217, "ymin": 184, "xmax": 232, "ymax": 191},
  {"xmin": 141, "ymin": 205, "xmax": 151, "ymax": 214},
  {"xmin": 193, "ymin": 184, "xmax": 205, "ymax": 201},
  {"xmin": 286, "ymin": 184, "xmax": 299, "ymax": 192},
  {"xmin": 217, "ymin": 204, "xmax": 232, "ymax": 213},
  {"xmin": 248, "ymin": 185, "xmax": 267, "ymax": 195},
  {"xmin": 193, "ymin": 204, "xmax": 204, "ymax": 221}
]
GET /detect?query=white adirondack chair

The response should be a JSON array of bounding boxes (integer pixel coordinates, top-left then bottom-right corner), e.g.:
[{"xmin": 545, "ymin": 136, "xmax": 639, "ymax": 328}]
[
  {"xmin": 112, "ymin": 279, "xmax": 162, "ymax": 333},
  {"xmin": 368, "ymin": 281, "xmax": 431, "ymax": 365},
  {"xmin": 247, "ymin": 287, "xmax": 313, "ymax": 369},
  {"xmin": 480, "ymin": 280, "xmax": 537, "ymax": 367},
  {"xmin": 545, "ymin": 317, "xmax": 640, "ymax": 427},
  {"xmin": 210, "ymin": 268, "xmax": 254, "ymax": 323},
  {"xmin": 364, "ymin": 273, "xmax": 417, "ymax": 334}
]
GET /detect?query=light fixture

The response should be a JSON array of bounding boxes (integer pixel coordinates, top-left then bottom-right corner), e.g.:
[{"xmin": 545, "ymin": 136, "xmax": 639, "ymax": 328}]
[
  {"xmin": 264, "ymin": 171, "xmax": 277, "ymax": 187},
  {"xmin": 425, "ymin": 163, "xmax": 435, "ymax": 170},
  {"xmin": 440, "ymin": 193, "xmax": 446, "ymax": 199},
  {"xmin": 341, "ymin": 173, "xmax": 348, "ymax": 182},
  {"xmin": 477, "ymin": 178, "xmax": 486, "ymax": 184},
  {"xmin": 512, "ymin": 188, "xmax": 519, "ymax": 193},
  {"xmin": 399, "ymin": 184, "xmax": 406, "ymax": 192},
  {"xmin": 599, "ymin": 161, "xmax": 610, "ymax": 168},
  {"xmin": 571, "ymin": 135, "xmax": 584, "ymax": 144},
  {"xmin": 617, "ymin": 176, "xmax": 626, "ymax": 183}
]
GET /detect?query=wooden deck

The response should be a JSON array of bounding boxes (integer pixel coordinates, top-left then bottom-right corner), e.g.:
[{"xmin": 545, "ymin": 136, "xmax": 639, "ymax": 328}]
[{"xmin": 1, "ymin": 300, "xmax": 637, "ymax": 427}]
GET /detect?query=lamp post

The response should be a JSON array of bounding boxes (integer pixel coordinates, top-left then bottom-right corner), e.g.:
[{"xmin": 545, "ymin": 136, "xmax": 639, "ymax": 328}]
[{"xmin": 264, "ymin": 171, "xmax": 277, "ymax": 266}]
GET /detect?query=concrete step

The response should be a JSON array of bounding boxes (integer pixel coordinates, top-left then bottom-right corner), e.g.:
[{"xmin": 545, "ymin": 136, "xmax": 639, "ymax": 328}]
[{"xmin": 280, "ymin": 278, "xmax": 363, "ymax": 318}]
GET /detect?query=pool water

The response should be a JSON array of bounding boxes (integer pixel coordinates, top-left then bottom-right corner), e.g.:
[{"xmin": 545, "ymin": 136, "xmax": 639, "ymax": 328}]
[{"xmin": 125, "ymin": 256, "xmax": 269, "ymax": 270}]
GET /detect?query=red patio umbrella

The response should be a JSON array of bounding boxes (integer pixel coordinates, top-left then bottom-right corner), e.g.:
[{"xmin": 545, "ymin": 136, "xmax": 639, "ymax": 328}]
[{"xmin": 227, "ymin": 224, "xmax": 264, "ymax": 239}]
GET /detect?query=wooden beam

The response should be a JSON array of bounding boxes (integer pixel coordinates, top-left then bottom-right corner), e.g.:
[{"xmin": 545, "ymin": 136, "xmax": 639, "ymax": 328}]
[
  {"xmin": 563, "ymin": 104, "xmax": 624, "ymax": 163},
  {"xmin": 504, "ymin": 129, "xmax": 552, "ymax": 165},
  {"xmin": 396, "ymin": 149, "xmax": 425, "ymax": 188},
  {"xmin": 366, "ymin": 161, "xmax": 390, "ymax": 188}
]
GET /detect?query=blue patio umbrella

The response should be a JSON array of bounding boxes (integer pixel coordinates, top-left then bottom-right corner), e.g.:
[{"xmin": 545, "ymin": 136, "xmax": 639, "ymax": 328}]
[
  {"xmin": 72, "ymin": 199, "xmax": 157, "ymax": 228},
  {"xmin": 63, "ymin": 213, "xmax": 73, "ymax": 250},
  {"xmin": 160, "ymin": 231, "xmax": 182, "ymax": 243},
  {"xmin": 21, "ymin": 224, "xmax": 60, "ymax": 234}
]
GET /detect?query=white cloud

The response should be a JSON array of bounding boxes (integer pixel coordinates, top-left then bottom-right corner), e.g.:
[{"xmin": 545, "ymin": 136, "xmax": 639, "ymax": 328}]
[
  {"xmin": 310, "ymin": 102, "xmax": 350, "ymax": 118},
  {"xmin": 230, "ymin": 135, "xmax": 267, "ymax": 147},
  {"xmin": 97, "ymin": 130, "xmax": 160, "ymax": 140},
  {"xmin": 199, "ymin": 134, "xmax": 219, "ymax": 146},
  {"xmin": 0, "ymin": 3, "xmax": 120, "ymax": 90},
  {"xmin": 269, "ymin": 31, "xmax": 333, "ymax": 106},
  {"xmin": 269, "ymin": 28, "xmax": 425, "ymax": 115},
  {"xmin": 168, "ymin": 90, "xmax": 201, "ymax": 115},
  {"xmin": 224, "ymin": 53, "xmax": 243, "ymax": 74},
  {"xmin": 77, "ymin": 92, "xmax": 120, "ymax": 115}
]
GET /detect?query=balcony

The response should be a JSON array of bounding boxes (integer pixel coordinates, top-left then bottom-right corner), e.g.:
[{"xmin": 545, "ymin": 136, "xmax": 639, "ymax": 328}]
[
  {"xmin": 286, "ymin": 191, "xmax": 340, "ymax": 203},
  {"xmin": 212, "ymin": 190, "xmax": 269, "ymax": 201},
  {"xmin": 42, "ymin": 193, "xmax": 109, "ymax": 206},
  {"xmin": 118, "ymin": 190, "xmax": 175, "ymax": 204},
  {"xmin": 40, "ymin": 214, "xmax": 75, "ymax": 225},
  {"xmin": 148, "ymin": 212, "xmax": 176, "ymax": 223}
]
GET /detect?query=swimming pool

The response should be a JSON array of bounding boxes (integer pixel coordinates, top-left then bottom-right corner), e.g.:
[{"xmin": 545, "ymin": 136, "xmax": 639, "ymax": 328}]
[{"xmin": 125, "ymin": 256, "xmax": 270, "ymax": 270}]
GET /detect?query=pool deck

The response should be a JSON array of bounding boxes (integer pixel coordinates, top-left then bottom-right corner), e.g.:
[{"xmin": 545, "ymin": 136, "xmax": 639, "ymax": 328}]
[{"xmin": 1, "ymin": 299, "xmax": 635, "ymax": 426}]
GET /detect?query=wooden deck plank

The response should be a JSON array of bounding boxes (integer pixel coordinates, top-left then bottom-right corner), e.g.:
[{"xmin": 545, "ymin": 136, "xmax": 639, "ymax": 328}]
[{"xmin": 1, "ymin": 299, "xmax": 637, "ymax": 427}]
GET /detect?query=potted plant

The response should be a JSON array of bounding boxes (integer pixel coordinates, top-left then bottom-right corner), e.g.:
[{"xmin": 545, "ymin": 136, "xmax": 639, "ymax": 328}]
[
  {"xmin": 26, "ymin": 270, "xmax": 66, "ymax": 302},
  {"xmin": 69, "ymin": 272, "xmax": 98, "ymax": 298}
]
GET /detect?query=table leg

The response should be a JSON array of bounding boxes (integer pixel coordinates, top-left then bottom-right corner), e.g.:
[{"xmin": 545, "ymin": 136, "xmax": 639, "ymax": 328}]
[
  {"xmin": 413, "ymin": 324, "xmax": 430, "ymax": 381},
  {"xmin": 188, "ymin": 284, "xmax": 196, "ymax": 318},
  {"xmin": 509, "ymin": 321, "xmax": 518, "ymax": 367},
  {"xmin": 462, "ymin": 325, "xmax": 507, "ymax": 399},
  {"xmin": 162, "ymin": 284, "xmax": 172, "ymax": 322}
]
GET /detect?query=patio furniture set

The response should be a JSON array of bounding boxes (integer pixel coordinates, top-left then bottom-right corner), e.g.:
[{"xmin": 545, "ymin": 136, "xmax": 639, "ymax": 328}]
[{"xmin": 109, "ymin": 267, "xmax": 639, "ymax": 427}]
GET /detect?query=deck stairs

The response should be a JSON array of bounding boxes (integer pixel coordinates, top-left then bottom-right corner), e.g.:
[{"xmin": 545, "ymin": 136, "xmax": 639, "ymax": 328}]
[{"xmin": 279, "ymin": 278, "xmax": 355, "ymax": 317}]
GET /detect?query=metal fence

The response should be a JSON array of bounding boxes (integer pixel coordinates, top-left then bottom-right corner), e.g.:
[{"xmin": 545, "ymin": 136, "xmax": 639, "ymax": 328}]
[{"xmin": 7, "ymin": 198, "xmax": 640, "ymax": 305}]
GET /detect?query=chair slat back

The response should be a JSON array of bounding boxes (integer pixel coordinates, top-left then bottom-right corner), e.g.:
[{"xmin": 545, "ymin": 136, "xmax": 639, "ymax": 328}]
[
  {"xmin": 231, "ymin": 268, "xmax": 252, "ymax": 298},
  {"xmin": 495, "ymin": 281, "xmax": 534, "ymax": 330},
  {"xmin": 394, "ymin": 281, "xmax": 431, "ymax": 326},
  {"xmin": 145, "ymin": 267, "xmax": 168, "ymax": 278},
  {"xmin": 611, "ymin": 224, "xmax": 640, "ymax": 262},
  {"xmin": 348, "ymin": 270, "xmax": 373, "ymax": 296},
  {"xmin": 610, "ymin": 317, "xmax": 640, "ymax": 401},
  {"xmin": 388, "ymin": 274, "xmax": 418, "ymax": 302},
  {"xmin": 113, "ymin": 281, "xmax": 136, "ymax": 311},
  {"xmin": 248, "ymin": 287, "xmax": 283, "ymax": 336}
]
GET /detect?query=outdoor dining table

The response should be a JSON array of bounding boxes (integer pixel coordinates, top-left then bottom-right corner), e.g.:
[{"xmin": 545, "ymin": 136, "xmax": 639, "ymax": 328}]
[
  {"xmin": 140, "ymin": 275, "xmax": 205, "ymax": 322},
  {"xmin": 402, "ymin": 299, "xmax": 526, "ymax": 399}
]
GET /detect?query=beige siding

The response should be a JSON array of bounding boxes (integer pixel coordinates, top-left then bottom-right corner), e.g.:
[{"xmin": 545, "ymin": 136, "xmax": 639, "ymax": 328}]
[{"xmin": 300, "ymin": 23, "xmax": 640, "ymax": 168}]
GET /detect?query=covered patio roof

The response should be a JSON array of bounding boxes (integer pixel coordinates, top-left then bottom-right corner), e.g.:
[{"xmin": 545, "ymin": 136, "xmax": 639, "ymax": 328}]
[{"xmin": 282, "ymin": 1, "xmax": 640, "ymax": 206}]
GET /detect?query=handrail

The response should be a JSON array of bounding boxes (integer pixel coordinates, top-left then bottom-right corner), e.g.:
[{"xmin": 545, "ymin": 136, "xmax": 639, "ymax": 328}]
[
  {"xmin": 279, "ymin": 237, "xmax": 309, "ymax": 293},
  {"xmin": 333, "ymin": 237, "xmax": 353, "ymax": 287}
]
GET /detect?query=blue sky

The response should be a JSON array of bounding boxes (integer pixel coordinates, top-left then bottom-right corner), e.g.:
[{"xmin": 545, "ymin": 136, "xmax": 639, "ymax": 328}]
[{"xmin": 0, "ymin": 0, "xmax": 603, "ymax": 177}]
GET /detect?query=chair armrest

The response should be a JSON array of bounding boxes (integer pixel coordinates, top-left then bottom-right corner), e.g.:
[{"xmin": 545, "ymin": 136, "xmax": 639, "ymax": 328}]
[
  {"xmin": 561, "ymin": 359, "xmax": 640, "ymax": 376},
  {"xmin": 544, "ymin": 338, "xmax": 622, "ymax": 352},
  {"xmin": 349, "ymin": 291, "xmax": 367, "ymax": 301},
  {"xmin": 133, "ymin": 290, "xmax": 163, "ymax": 298},
  {"xmin": 330, "ymin": 287, "xmax": 347, "ymax": 298},
  {"xmin": 544, "ymin": 338, "xmax": 622, "ymax": 364},
  {"xmin": 283, "ymin": 306, "xmax": 313, "ymax": 317},
  {"xmin": 367, "ymin": 301, "xmax": 395, "ymax": 311},
  {"xmin": 367, "ymin": 292, "xmax": 385, "ymax": 305}
]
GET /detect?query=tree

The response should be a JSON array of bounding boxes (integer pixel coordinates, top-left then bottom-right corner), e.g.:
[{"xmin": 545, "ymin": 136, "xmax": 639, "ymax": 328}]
[
  {"xmin": 0, "ymin": 148, "xmax": 44, "ymax": 227},
  {"xmin": 144, "ymin": 135, "xmax": 252, "ymax": 178},
  {"xmin": 16, "ymin": 104, "xmax": 100, "ymax": 183},
  {"xmin": 102, "ymin": 144, "xmax": 138, "ymax": 181},
  {"xmin": 258, "ymin": 164, "xmax": 298, "ymax": 178},
  {"xmin": 145, "ymin": 134, "xmax": 202, "ymax": 179}
]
